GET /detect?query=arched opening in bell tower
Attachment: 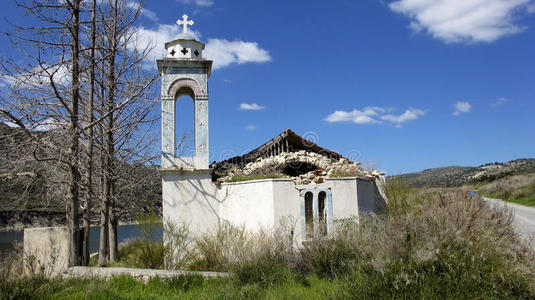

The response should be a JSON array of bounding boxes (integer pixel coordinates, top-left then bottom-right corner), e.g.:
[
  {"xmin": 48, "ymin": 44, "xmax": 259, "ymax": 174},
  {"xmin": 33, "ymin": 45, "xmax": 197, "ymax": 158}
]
[{"xmin": 175, "ymin": 87, "xmax": 195, "ymax": 157}]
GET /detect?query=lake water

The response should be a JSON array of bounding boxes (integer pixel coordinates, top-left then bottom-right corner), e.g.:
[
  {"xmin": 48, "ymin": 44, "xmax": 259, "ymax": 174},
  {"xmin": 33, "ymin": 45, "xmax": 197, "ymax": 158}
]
[{"xmin": 0, "ymin": 224, "xmax": 162, "ymax": 261}]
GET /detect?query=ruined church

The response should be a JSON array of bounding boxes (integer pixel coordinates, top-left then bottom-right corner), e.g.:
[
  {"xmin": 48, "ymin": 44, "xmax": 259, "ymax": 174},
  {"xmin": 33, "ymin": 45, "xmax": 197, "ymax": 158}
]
[{"xmin": 159, "ymin": 15, "xmax": 386, "ymax": 243}]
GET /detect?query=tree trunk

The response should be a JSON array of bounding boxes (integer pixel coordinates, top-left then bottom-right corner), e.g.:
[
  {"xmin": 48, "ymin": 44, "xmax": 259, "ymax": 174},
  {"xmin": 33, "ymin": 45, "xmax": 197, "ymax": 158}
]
[
  {"xmin": 67, "ymin": 0, "xmax": 82, "ymax": 267},
  {"xmin": 98, "ymin": 165, "xmax": 110, "ymax": 265},
  {"xmin": 97, "ymin": 200, "xmax": 109, "ymax": 265},
  {"xmin": 98, "ymin": 68, "xmax": 109, "ymax": 266},
  {"xmin": 109, "ymin": 207, "xmax": 118, "ymax": 262},
  {"xmin": 105, "ymin": 0, "xmax": 118, "ymax": 263},
  {"xmin": 106, "ymin": 78, "xmax": 118, "ymax": 262},
  {"xmin": 82, "ymin": 0, "xmax": 97, "ymax": 266}
]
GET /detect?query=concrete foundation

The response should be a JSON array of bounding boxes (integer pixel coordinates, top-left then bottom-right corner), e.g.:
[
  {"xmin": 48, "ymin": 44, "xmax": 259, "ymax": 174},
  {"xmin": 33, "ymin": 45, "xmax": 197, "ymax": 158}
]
[
  {"xmin": 63, "ymin": 267, "xmax": 228, "ymax": 282},
  {"xmin": 23, "ymin": 227, "xmax": 70, "ymax": 276}
]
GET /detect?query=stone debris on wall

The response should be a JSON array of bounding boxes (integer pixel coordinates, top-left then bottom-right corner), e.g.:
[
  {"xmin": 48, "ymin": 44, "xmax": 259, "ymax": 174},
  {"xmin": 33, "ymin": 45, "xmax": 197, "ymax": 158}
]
[{"xmin": 215, "ymin": 150, "xmax": 385, "ymax": 185}]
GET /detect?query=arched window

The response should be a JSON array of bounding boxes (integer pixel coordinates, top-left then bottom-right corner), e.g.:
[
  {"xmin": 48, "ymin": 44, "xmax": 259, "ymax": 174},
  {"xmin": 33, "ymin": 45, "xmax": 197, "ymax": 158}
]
[
  {"xmin": 301, "ymin": 189, "xmax": 332, "ymax": 241},
  {"xmin": 304, "ymin": 192, "xmax": 314, "ymax": 239},
  {"xmin": 175, "ymin": 88, "xmax": 195, "ymax": 157},
  {"xmin": 318, "ymin": 191, "xmax": 327, "ymax": 236}
]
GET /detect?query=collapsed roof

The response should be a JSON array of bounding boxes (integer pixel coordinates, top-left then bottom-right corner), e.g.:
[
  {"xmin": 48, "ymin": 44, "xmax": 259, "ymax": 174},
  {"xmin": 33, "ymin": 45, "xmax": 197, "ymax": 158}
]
[{"xmin": 212, "ymin": 129, "xmax": 343, "ymax": 169}]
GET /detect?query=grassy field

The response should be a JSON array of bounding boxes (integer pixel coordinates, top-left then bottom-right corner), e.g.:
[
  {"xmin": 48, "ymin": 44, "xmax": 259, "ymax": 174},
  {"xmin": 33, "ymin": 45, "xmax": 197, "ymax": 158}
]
[
  {"xmin": 2, "ymin": 181, "xmax": 534, "ymax": 299},
  {"xmin": 478, "ymin": 173, "xmax": 535, "ymax": 206},
  {"xmin": 0, "ymin": 274, "xmax": 343, "ymax": 300}
]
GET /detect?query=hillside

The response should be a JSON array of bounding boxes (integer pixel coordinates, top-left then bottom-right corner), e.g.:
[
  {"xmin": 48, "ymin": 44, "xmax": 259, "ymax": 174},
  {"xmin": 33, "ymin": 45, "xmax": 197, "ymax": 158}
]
[
  {"xmin": 0, "ymin": 122, "xmax": 162, "ymax": 230},
  {"xmin": 397, "ymin": 158, "xmax": 535, "ymax": 188}
]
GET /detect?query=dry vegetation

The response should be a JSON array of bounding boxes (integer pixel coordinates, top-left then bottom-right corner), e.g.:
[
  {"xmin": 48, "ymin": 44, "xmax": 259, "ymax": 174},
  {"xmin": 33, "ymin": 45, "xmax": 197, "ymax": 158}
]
[
  {"xmin": 2, "ymin": 180, "xmax": 534, "ymax": 298},
  {"xmin": 479, "ymin": 173, "xmax": 535, "ymax": 206}
]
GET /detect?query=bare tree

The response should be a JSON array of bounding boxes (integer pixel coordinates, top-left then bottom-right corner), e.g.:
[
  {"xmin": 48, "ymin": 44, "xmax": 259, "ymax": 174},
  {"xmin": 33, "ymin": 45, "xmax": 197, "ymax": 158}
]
[
  {"xmin": 0, "ymin": 0, "xmax": 85, "ymax": 266},
  {"xmin": 68, "ymin": 0, "xmax": 82, "ymax": 267},
  {"xmin": 1, "ymin": 0, "xmax": 158, "ymax": 267},
  {"xmin": 92, "ymin": 0, "xmax": 157, "ymax": 264},
  {"xmin": 80, "ymin": 0, "xmax": 97, "ymax": 266}
]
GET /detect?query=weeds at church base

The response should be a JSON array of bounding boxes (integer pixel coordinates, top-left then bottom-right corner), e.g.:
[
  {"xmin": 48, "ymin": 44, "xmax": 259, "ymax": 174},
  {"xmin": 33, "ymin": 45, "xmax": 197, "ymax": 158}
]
[{"xmin": 2, "ymin": 181, "xmax": 534, "ymax": 298}]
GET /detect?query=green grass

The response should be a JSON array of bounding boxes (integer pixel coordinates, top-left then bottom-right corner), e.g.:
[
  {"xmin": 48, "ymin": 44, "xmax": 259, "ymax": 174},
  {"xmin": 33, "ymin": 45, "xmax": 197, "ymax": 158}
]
[
  {"xmin": 0, "ymin": 274, "xmax": 339, "ymax": 300},
  {"xmin": 228, "ymin": 173, "xmax": 287, "ymax": 183},
  {"xmin": 481, "ymin": 188, "xmax": 535, "ymax": 206}
]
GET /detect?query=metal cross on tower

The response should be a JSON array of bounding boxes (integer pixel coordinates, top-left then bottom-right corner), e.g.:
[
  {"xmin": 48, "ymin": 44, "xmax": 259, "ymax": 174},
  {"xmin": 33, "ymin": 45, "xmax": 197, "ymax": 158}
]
[{"xmin": 176, "ymin": 14, "xmax": 194, "ymax": 33}]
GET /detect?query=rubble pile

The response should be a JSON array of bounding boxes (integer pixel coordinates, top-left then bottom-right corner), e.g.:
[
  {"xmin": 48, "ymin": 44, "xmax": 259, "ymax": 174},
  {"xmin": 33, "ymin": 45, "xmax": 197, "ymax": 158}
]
[{"xmin": 216, "ymin": 150, "xmax": 385, "ymax": 185}]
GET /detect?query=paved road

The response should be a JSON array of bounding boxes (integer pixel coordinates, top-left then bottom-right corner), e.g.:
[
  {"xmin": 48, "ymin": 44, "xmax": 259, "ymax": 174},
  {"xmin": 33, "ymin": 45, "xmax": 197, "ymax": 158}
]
[{"xmin": 483, "ymin": 197, "xmax": 535, "ymax": 240}]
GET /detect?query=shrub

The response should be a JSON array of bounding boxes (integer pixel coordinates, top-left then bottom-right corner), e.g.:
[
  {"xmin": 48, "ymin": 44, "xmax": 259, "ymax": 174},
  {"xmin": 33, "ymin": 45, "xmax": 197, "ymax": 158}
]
[
  {"xmin": 136, "ymin": 209, "xmax": 162, "ymax": 242},
  {"xmin": 163, "ymin": 220, "xmax": 195, "ymax": 270},
  {"xmin": 0, "ymin": 242, "xmax": 24, "ymax": 283},
  {"xmin": 116, "ymin": 214, "xmax": 194, "ymax": 270},
  {"xmin": 118, "ymin": 238, "xmax": 166, "ymax": 269},
  {"xmin": 230, "ymin": 218, "xmax": 300, "ymax": 287},
  {"xmin": 191, "ymin": 221, "xmax": 251, "ymax": 272},
  {"xmin": 301, "ymin": 239, "xmax": 359, "ymax": 279},
  {"xmin": 190, "ymin": 218, "xmax": 301, "ymax": 287},
  {"xmin": 338, "ymin": 190, "xmax": 535, "ymax": 298},
  {"xmin": 295, "ymin": 186, "xmax": 535, "ymax": 297},
  {"xmin": 383, "ymin": 176, "xmax": 416, "ymax": 217}
]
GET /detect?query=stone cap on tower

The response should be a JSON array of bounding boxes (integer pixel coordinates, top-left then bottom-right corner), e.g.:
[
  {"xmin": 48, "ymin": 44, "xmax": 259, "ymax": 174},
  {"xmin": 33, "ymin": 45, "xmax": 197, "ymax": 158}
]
[{"xmin": 165, "ymin": 14, "xmax": 205, "ymax": 59}]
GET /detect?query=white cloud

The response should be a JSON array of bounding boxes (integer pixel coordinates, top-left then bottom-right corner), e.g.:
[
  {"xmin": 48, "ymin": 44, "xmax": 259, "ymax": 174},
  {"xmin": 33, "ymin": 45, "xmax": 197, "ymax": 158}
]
[
  {"xmin": 177, "ymin": 0, "xmax": 214, "ymax": 7},
  {"xmin": 389, "ymin": 0, "xmax": 535, "ymax": 43},
  {"xmin": 324, "ymin": 107, "xmax": 384, "ymax": 124},
  {"xmin": 2, "ymin": 121, "xmax": 18, "ymax": 127},
  {"xmin": 381, "ymin": 109, "xmax": 426, "ymax": 127},
  {"xmin": 492, "ymin": 97, "xmax": 508, "ymax": 107},
  {"xmin": 1, "ymin": 64, "xmax": 70, "ymax": 88},
  {"xmin": 33, "ymin": 118, "xmax": 62, "ymax": 132},
  {"xmin": 130, "ymin": 24, "xmax": 181, "ymax": 66},
  {"xmin": 453, "ymin": 101, "xmax": 472, "ymax": 115},
  {"xmin": 239, "ymin": 103, "xmax": 265, "ymax": 111},
  {"xmin": 128, "ymin": 24, "xmax": 270, "ymax": 70},
  {"xmin": 126, "ymin": 1, "xmax": 159, "ymax": 22},
  {"xmin": 1, "ymin": 117, "xmax": 61, "ymax": 131},
  {"xmin": 245, "ymin": 125, "xmax": 256, "ymax": 131},
  {"xmin": 325, "ymin": 106, "xmax": 425, "ymax": 127},
  {"xmin": 204, "ymin": 39, "xmax": 271, "ymax": 70}
]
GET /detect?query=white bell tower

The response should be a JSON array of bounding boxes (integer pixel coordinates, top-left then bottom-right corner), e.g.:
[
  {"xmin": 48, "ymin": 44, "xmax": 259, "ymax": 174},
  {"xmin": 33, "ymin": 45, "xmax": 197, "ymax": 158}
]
[
  {"xmin": 159, "ymin": 15, "xmax": 218, "ymax": 236},
  {"xmin": 158, "ymin": 14, "xmax": 212, "ymax": 170}
]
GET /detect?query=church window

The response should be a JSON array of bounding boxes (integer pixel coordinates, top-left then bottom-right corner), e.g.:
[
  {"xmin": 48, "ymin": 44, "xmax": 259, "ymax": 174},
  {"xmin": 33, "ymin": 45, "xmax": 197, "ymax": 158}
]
[
  {"xmin": 305, "ymin": 192, "xmax": 314, "ymax": 239},
  {"xmin": 181, "ymin": 47, "xmax": 188, "ymax": 55},
  {"xmin": 301, "ymin": 189, "xmax": 332, "ymax": 240},
  {"xmin": 175, "ymin": 90, "xmax": 195, "ymax": 156},
  {"xmin": 318, "ymin": 191, "xmax": 327, "ymax": 236}
]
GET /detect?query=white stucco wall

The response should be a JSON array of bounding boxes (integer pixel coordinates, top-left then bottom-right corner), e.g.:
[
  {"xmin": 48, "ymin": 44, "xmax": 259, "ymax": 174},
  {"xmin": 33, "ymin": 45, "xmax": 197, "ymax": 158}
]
[
  {"xmin": 219, "ymin": 179, "xmax": 275, "ymax": 231},
  {"xmin": 272, "ymin": 179, "xmax": 302, "ymax": 238},
  {"xmin": 162, "ymin": 170, "xmax": 219, "ymax": 236},
  {"xmin": 324, "ymin": 178, "xmax": 360, "ymax": 220},
  {"xmin": 162, "ymin": 172, "xmax": 384, "ymax": 244}
]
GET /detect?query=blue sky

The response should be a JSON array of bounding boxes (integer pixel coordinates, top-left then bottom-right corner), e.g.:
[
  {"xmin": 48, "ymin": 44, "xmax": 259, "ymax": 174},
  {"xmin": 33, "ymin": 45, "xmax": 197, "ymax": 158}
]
[{"xmin": 1, "ymin": 0, "xmax": 534, "ymax": 173}]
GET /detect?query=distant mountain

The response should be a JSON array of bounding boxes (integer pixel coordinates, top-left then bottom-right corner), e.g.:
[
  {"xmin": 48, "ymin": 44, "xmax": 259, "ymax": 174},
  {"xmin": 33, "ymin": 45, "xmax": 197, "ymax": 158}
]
[
  {"xmin": 396, "ymin": 159, "xmax": 535, "ymax": 188},
  {"xmin": 0, "ymin": 122, "xmax": 161, "ymax": 230}
]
